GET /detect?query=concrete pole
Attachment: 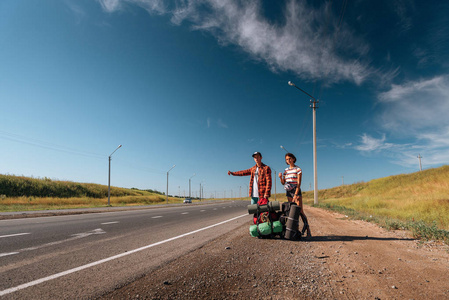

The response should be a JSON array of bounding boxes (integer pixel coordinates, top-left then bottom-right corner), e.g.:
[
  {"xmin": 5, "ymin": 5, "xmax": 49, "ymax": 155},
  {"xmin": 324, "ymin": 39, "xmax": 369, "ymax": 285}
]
[
  {"xmin": 418, "ymin": 154, "xmax": 422, "ymax": 171},
  {"xmin": 108, "ymin": 156, "xmax": 111, "ymax": 206},
  {"xmin": 312, "ymin": 99, "xmax": 318, "ymax": 205}
]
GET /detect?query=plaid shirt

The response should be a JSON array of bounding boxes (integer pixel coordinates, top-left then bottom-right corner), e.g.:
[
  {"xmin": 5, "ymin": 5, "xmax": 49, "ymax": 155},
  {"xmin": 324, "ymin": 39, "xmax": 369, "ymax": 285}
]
[{"xmin": 233, "ymin": 163, "xmax": 272, "ymax": 198}]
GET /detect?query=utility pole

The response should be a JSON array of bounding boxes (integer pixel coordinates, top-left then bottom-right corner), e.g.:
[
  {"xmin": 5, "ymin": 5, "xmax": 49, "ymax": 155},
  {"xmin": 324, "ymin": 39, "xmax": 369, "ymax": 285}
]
[
  {"xmin": 417, "ymin": 154, "xmax": 422, "ymax": 171},
  {"xmin": 288, "ymin": 81, "xmax": 319, "ymax": 205},
  {"xmin": 341, "ymin": 176, "xmax": 344, "ymax": 185}
]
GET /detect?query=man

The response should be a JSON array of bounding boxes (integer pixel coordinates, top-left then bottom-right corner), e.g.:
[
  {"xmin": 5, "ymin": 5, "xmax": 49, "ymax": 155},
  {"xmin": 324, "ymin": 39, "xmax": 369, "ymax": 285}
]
[{"xmin": 228, "ymin": 152, "xmax": 272, "ymax": 205}]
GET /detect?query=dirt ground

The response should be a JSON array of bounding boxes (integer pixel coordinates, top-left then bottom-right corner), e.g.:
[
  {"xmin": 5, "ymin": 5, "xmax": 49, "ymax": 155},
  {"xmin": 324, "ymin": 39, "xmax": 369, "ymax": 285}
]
[{"xmin": 98, "ymin": 206, "xmax": 449, "ymax": 300}]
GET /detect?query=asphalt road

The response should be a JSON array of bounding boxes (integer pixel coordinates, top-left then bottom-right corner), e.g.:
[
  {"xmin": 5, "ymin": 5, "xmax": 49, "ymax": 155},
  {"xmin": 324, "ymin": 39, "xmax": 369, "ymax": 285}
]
[{"xmin": 0, "ymin": 201, "xmax": 251, "ymax": 299}]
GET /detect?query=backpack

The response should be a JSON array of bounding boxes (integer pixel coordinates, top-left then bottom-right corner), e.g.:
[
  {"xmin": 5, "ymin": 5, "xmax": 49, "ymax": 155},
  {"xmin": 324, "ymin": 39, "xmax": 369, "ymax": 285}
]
[{"xmin": 253, "ymin": 198, "xmax": 279, "ymax": 224}]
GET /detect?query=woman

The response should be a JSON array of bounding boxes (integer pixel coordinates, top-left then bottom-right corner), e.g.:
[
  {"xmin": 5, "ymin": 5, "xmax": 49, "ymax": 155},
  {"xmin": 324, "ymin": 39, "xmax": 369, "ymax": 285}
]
[{"xmin": 278, "ymin": 153, "xmax": 311, "ymax": 237}]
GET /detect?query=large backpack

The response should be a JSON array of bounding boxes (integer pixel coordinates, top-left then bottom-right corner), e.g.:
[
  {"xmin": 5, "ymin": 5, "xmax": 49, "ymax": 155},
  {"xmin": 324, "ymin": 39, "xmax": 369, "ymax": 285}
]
[
  {"xmin": 253, "ymin": 198, "xmax": 279, "ymax": 224},
  {"xmin": 248, "ymin": 199, "xmax": 282, "ymax": 238}
]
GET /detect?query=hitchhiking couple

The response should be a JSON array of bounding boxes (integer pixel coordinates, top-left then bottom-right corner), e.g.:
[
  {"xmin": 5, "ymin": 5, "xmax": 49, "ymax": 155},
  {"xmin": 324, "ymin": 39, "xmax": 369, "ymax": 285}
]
[{"xmin": 228, "ymin": 151, "xmax": 311, "ymax": 237}]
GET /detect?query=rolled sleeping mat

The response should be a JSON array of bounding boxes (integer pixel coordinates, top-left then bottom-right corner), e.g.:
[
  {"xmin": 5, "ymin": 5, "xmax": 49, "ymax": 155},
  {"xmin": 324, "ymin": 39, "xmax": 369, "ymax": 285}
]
[
  {"xmin": 247, "ymin": 204, "xmax": 269, "ymax": 214},
  {"xmin": 248, "ymin": 204, "xmax": 269, "ymax": 214},
  {"xmin": 268, "ymin": 201, "xmax": 280, "ymax": 212},
  {"xmin": 248, "ymin": 201, "xmax": 280, "ymax": 214},
  {"xmin": 284, "ymin": 204, "xmax": 301, "ymax": 240},
  {"xmin": 247, "ymin": 204, "xmax": 258, "ymax": 214}
]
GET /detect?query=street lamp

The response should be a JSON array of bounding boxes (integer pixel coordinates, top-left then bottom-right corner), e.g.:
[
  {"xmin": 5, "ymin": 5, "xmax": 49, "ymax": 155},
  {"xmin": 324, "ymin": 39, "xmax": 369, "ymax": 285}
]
[
  {"xmin": 189, "ymin": 173, "xmax": 196, "ymax": 198},
  {"xmin": 199, "ymin": 180, "xmax": 205, "ymax": 201},
  {"xmin": 166, "ymin": 165, "xmax": 176, "ymax": 204},
  {"xmin": 288, "ymin": 80, "xmax": 319, "ymax": 205},
  {"xmin": 108, "ymin": 144, "xmax": 122, "ymax": 206},
  {"xmin": 280, "ymin": 145, "xmax": 289, "ymax": 153}
]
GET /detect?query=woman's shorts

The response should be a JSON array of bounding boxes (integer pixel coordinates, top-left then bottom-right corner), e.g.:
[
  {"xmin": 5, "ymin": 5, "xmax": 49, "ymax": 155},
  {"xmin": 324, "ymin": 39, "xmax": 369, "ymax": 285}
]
[{"xmin": 286, "ymin": 187, "xmax": 302, "ymax": 199}]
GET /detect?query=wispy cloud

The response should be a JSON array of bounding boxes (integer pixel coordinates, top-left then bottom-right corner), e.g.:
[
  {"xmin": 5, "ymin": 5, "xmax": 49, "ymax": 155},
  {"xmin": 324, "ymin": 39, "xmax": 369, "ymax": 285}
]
[
  {"xmin": 205, "ymin": 117, "xmax": 228, "ymax": 129},
  {"xmin": 356, "ymin": 76, "xmax": 449, "ymax": 167},
  {"xmin": 217, "ymin": 118, "xmax": 228, "ymax": 129},
  {"xmin": 377, "ymin": 76, "xmax": 449, "ymax": 134},
  {"xmin": 97, "ymin": 0, "xmax": 378, "ymax": 85},
  {"xmin": 355, "ymin": 134, "xmax": 394, "ymax": 152}
]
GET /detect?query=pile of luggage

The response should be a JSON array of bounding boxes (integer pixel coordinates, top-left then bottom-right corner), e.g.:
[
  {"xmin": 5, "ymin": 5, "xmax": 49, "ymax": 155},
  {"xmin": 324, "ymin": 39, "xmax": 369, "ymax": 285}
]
[{"xmin": 248, "ymin": 198, "xmax": 302, "ymax": 240}]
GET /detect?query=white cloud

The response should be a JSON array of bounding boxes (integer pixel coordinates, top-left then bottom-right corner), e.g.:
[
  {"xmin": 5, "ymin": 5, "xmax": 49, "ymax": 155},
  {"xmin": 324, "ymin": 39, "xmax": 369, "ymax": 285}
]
[
  {"xmin": 377, "ymin": 76, "xmax": 449, "ymax": 134},
  {"xmin": 97, "ymin": 0, "xmax": 376, "ymax": 85},
  {"xmin": 356, "ymin": 76, "xmax": 449, "ymax": 168},
  {"xmin": 355, "ymin": 133, "xmax": 394, "ymax": 152},
  {"xmin": 97, "ymin": 0, "xmax": 122, "ymax": 12}
]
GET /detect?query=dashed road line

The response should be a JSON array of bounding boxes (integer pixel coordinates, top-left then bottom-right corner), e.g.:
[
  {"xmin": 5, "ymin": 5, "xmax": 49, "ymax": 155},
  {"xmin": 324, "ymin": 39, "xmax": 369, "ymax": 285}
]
[
  {"xmin": 0, "ymin": 233, "xmax": 31, "ymax": 239},
  {"xmin": 0, "ymin": 214, "xmax": 247, "ymax": 297}
]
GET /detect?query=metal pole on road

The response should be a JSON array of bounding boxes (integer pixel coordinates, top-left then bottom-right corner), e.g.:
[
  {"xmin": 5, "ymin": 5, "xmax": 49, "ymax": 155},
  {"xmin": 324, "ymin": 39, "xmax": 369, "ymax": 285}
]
[
  {"xmin": 166, "ymin": 165, "xmax": 176, "ymax": 204},
  {"xmin": 108, "ymin": 144, "xmax": 122, "ymax": 206}
]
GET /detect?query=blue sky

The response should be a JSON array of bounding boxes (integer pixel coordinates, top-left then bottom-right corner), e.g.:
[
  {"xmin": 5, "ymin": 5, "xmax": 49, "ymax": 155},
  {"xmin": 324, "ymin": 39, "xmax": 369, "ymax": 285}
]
[{"xmin": 1, "ymin": 0, "xmax": 448, "ymax": 198}]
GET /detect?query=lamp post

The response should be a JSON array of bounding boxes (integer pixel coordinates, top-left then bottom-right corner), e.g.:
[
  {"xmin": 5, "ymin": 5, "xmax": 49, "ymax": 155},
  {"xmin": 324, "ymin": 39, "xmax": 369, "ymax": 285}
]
[
  {"xmin": 108, "ymin": 144, "xmax": 122, "ymax": 206},
  {"xmin": 189, "ymin": 173, "xmax": 196, "ymax": 198},
  {"xmin": 288, "ymin": 81, "xmax": 319, "ymax": 205},
  {"xmin": 166, "ymin": 165, "xmax": 176, "ymax": 204},
  {"xmin": 280, "ymin": 145, "xmax": 289, "ymax": 153}
]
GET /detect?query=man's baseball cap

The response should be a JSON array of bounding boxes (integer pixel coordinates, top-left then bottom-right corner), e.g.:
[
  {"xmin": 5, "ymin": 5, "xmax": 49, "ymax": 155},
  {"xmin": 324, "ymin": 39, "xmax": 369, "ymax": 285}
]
[{"xmin": 252, "ymin": 151, "xmax": 262, "ymax": 157}]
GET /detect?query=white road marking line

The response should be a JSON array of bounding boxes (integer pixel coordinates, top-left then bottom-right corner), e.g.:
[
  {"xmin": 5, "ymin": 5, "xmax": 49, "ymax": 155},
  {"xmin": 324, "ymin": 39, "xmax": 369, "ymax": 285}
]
[
  {"xmin": 181, "ymin": 212, "xmax": 189, "ymax": 215},
  {"xmin": 0, "ymin": 252, "xmax": 20, "ymax": 258},
  {"xmin": 2, "ymin": 229, "xmax": 106, "ymax": 255},
  {"xmin": 0, "ymin": 214, "xmax": 247, "ymax": 297},
  {"xmin": 200, "ymin": 210, "xmax": 206, "ymax": 212},
  {"xmin": 151, "ymin": 216, "xmax": 163, "ymax": 219},
  {"xmin": 101, "ymin": 221, "xmax": 119, "ymax": 225},
  {"xmin": 0, "ymin": 233, "xmax": 31, "ymax": 239}
]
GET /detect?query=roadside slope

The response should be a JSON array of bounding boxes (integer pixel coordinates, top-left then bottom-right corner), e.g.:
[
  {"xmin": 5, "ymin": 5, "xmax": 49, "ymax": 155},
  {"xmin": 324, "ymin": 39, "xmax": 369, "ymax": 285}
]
[{"xmin": 98, "ymin": 206, "xmax": 449, "ymax": 299}]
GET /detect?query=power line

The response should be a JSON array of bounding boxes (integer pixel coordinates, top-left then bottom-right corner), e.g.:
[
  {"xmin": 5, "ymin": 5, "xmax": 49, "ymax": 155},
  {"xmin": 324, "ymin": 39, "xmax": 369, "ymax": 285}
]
[{"xmin": 0, "ymin": 130, "xmax": 105, "ymax": 159}]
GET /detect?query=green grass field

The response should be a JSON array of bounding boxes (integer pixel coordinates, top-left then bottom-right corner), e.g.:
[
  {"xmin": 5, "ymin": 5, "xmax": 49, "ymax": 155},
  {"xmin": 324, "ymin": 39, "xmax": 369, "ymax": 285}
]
[
  {"xmin": 0, "ymin": 174, "xmax": 180, "ymax": 211},
  {"xmin": 300, "ymin": 165, "xmax": 449, "ymax": 243}
]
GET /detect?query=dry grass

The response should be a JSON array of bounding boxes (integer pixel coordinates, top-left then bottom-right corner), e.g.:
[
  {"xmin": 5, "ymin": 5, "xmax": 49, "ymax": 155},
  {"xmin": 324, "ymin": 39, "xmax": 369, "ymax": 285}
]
[
  {"xmin": 0, "ymin": 194, "xmax": 181, "ymax": 211},
  {"xmin": 298, "ymin": 165, "xmax": 449, "ymax": 230}
]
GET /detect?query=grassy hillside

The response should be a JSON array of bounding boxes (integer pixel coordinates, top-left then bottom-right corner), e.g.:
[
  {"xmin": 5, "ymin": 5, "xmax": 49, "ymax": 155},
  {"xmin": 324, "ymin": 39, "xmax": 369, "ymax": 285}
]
[
  {"xmin": 300, "ymin": 165, "xmax": 449, "ymax": 242},
  {"xmin": 0, "ymin": 174, "xmax": 173, "ymax": 211}
]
